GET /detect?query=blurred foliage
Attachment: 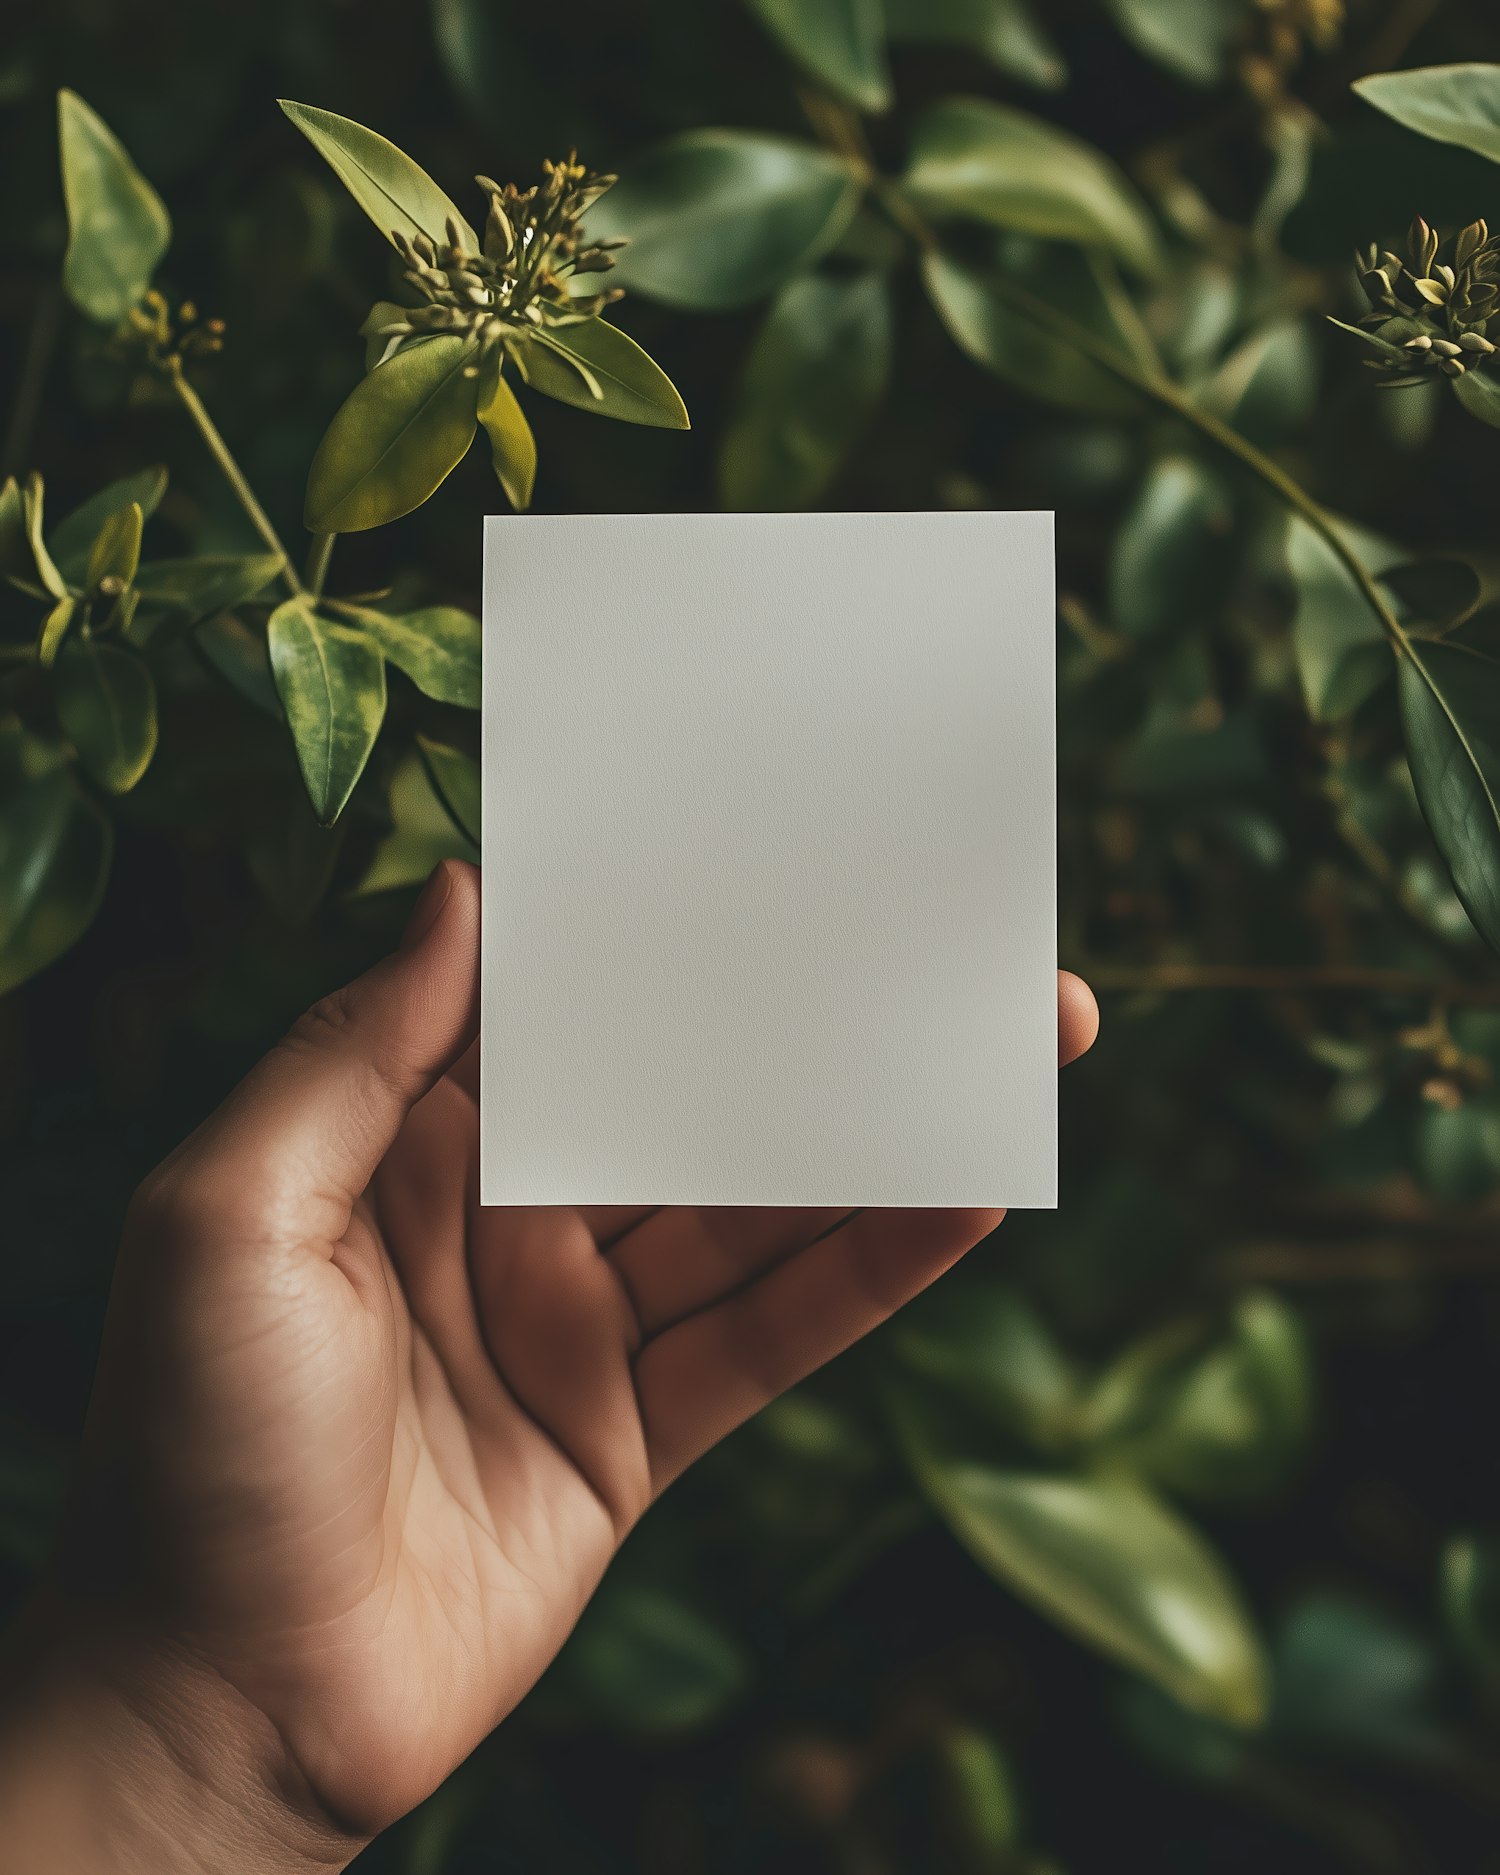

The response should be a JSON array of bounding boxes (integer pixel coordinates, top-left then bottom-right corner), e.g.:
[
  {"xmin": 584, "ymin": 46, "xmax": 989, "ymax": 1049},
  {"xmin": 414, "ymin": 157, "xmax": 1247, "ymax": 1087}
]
[{"xmin": 10, "ymin": 1, "xmax": 1500, "ymax": 1870}]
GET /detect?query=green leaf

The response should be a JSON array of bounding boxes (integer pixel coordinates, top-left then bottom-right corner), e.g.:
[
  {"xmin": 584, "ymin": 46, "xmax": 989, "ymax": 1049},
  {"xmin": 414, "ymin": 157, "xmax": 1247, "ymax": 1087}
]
[
  {"xmin": 477, "ymin": 355, "xmax": 537, "ymax": 508},
  {"xmin": 267, "ymin": 598, "xmax": 387, "ymax": 825},
  {"xmin": 584, "ymin": 131, "xmax": 864, "ymax": 310},
  {"xmin": 515, "ymin": 320, "xmax": 690, "ymax": 429},
  {"xmin": 53, "ymin": 631, "xmax": 158, "ymax": 793},
  {"xmin": 50, "ymin": 466, "xmax": 167, "ymax": 580},
  {"xmin": 1102, "ymin": 0, "xmax": 1243, "ymax": 85},
  {"xmin": 417, "ymin": 734, "xmax": 481, "ymax": 845},
  {"xmin": 1453, "ymin": 366, "xmax": 1500, "ymax": 428},
  {"xmin": 921, "ymin": 247, "xmax": 1148, "ymax": 416},
  {"xmin": 305, "ymin": 335, "xmax": 481, "ymax": 533},
  {"xmin": 1108, "ymin": 455, "xmax": 1232, "ymax": 638},
  {"xmin": 1353, "ymin": 64, "xmax": 1500, "ymax": 165},
  {"xmin": 719, "ymin": 270, "xmax": 893, "ymax": 510},
  {"xmin": 0, "ymin": 479, "xmax": 28, "ymax": 583},
  {"xmin": 1286, "ymin": 515, "xmax": 1401, "ymax": 722},
  {"xmin": 883, "ymin": 0, "xmax": 1066, "ymax": 89},
  {"xmin": 132, "ymin": 554, "xmax": 285, "ymax": 635},
  {"xmin": 744, "ymin": 0, "xmax": 890, "ymax": 112},
  {"xmin": 335, "ymin": 604, "xmax": 480, "ymax": 709},
  {"xmin": 57, "ymin": 90, "xmax": 172, "ymax": 324},
  {"xmin": 1398, "ymin": 638, "xmax": 1500, "ymax": 952},
  {"xmin": 1442, "ymin": 1533, "xmax": 1500, "ymax": 1677},
  {"xmin": 355, "ymin": 751, "xmax": 474, "ymax": 895},
  {"xmin": 554, "ymin": 1583, "xmax": 750, "ymax": 1734},
  {"xmin": 889, "ymin": 1382, "xmax": 1267, "ymax": 1724},
  {"xmin": 85, "ymin": 501, "xmax": 142, "ymax": 594},
  {"xmin": 22, "ymin": 475, "xmax": 66, "ymax": 600},
  {"xmin": 36, "ymin": 599, "xmax": 77, "ymax": 669},
  {"xmin": 278, "ymin": 100, "xmax": 478, "ymax": 251},
  {"xmin": 1200, "ymin": 317, "xmax": 1320, "ymax": 448},
  {"xmin": 1271, "ymin": 1593, "xmax": 1447, "ymax": 1760},
  {"xmin": 904, "ymin": 98, "xmax": 1162, "ymax": 277},
  {"xmin": 0, "ymin": 723, "xmax": 112, "ymax": 995},
  {"xmin": 1416, "ymin": 1095, "xmax": 1500, "ymax": 1201}
]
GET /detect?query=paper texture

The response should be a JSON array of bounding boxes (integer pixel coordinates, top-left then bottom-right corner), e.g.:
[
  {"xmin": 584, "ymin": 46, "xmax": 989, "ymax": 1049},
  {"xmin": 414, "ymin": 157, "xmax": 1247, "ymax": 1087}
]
[{"xmin": 480, "ymin": 510, "xmax": 1056, "ymax": 1207}]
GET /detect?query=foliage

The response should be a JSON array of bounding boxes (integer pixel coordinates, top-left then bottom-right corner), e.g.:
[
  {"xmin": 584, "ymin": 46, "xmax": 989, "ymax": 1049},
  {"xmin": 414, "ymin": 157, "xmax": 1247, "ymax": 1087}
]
[{"xmin": 9, "ymin": 2, "xmax": 1500, "ymax": 1871}]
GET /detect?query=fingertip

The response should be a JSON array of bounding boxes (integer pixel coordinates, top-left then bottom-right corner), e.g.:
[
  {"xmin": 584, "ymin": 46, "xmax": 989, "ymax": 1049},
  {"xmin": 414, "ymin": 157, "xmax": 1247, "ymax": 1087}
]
[{"xmin": 1058, "ymin": 970, "xmax": 1099, "ymax": 1067}]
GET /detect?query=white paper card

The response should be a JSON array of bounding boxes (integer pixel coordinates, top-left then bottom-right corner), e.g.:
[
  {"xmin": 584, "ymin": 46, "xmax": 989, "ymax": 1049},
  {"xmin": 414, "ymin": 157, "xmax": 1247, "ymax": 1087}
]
[{"xmin": 480, "ymin": 510, "xmax": 1056, "ymax": 1208}]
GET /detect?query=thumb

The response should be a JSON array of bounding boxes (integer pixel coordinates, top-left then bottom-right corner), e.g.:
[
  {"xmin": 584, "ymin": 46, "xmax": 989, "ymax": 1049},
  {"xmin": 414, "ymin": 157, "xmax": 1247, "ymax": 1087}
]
[{"xmin": 178, "ymin": 861, "xmax": 480, "ymax": 1245}]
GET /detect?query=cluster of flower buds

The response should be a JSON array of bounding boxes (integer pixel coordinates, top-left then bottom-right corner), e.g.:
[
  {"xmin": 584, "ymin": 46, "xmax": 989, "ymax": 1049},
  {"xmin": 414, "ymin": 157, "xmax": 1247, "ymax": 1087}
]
[
  {"xmin": 368, "ymin": 155, "xmax": 627, "ymax": 368},
  {"xmin": 116, "ymin": 289, "xmax": 227, "ymax": 370},
  {"xmin": 1348, "ymin": 217, "xmax": 1500, "ymax": 385}
]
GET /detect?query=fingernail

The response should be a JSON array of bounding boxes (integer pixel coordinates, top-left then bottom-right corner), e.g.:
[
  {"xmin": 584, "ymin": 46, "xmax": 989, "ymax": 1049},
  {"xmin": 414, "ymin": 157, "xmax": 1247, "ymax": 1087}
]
[{"xmin": 401, "ymin": 862, "xmax": 454, "ymax": 953}]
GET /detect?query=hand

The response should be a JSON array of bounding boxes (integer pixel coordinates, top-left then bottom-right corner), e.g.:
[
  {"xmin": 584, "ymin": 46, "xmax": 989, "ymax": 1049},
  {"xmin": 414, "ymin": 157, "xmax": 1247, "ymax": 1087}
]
[{"xmin": 0, "ymin": 861, "xmax": 1097, "ymax": 1872}]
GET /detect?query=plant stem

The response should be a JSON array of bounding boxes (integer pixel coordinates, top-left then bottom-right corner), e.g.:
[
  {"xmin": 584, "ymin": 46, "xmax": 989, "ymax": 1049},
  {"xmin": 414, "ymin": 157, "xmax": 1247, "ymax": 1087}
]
[
  {"xmin": 303, "ymin": 532, "xmax": 335, "ymax": 598},
  {"xmin": 164, "ymin": 361, "xmax": 304, "ymax": 598}
]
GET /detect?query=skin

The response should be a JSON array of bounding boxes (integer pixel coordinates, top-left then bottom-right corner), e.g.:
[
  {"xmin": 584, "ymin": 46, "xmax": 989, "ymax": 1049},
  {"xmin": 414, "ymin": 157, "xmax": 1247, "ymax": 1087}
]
[{"xmin": 0, "ymin": 861, "xmax": 1098, "ymax": 1872}]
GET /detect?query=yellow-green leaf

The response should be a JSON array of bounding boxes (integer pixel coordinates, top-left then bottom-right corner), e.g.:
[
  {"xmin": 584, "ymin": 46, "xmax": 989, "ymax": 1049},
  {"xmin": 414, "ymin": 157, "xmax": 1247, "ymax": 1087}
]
[
  {"xmin": 905, "ymin": 97, "xmax": 1162, "ymax": 277},
  {"xmin": 132, "ymin": 554, "xmax": 285, "ymax": 637},
  {"xmin": 417, "ymin": 734, "xmax": 480, "ymax": 845},
  {"xmin": 334, "ymin": 604, "xmax": 480, "ymax": 709},
  {"xmin": 58, "ymin": 90, "xmax": 172, "ymax": 323},
  {"xmin": 268, "ymin": 597, "xmax": 387, "ymax": 824},
  {"xmin": 278, "ymin": 100, "xmax": 478, "ymax": 252},
  {"xmin": 22, "ymin": 476, "xmax": 66, "ymax": 600},
  {"xmin": 85, "ymin": 501, "xmax": 142, "ymax": 594},
  {"xmin": 516, "ymin": 321, "xmax": 689, "ymax": 429},
  {"xmin": 50, "ymin": 466, "xmax": 167, "ymax": 581},
  {"xmin": 37, "ymin": 598, "xmax": 77, "ymax": 669},
  {"xmin": 305, "ymin": 336, "xmax": 481, "ymax": 533},
  {"xmin": 53, "ymin": 631, "xmax": 158, "ymax": 793},
  {"xmin": 478, "ymin": 355, "xmax": 537, "ymax": 509}
]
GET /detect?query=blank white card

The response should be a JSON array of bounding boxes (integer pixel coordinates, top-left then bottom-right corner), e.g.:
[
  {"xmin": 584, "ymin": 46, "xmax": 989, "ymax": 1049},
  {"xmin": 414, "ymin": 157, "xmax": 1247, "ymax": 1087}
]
[{"xmin": 480, "ymin": 510, "xmax": 1056, "ymax": 1208}]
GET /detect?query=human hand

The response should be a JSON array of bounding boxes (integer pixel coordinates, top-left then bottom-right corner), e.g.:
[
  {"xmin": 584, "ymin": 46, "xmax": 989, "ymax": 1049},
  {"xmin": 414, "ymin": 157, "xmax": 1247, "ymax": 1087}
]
[{"xmin": 0, "ymin": 861, "xmax": 1097, "ymax": 1872}]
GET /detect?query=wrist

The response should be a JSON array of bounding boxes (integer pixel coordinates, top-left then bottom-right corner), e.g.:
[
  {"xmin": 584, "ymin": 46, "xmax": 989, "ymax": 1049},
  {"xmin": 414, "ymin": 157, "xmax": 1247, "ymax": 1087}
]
[{"xmin": 0, "ymin": 1596, "xmax": 366, "ymax": 1875}]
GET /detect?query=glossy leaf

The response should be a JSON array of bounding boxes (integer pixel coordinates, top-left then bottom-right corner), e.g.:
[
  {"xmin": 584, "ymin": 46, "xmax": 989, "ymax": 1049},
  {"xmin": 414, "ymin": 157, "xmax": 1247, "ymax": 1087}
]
[
  {"xmin": 1102, "ymin": 0, "xmax": 1243, "ymax": 85},
  {"xmin": 84, "ymin": 501, "xmax": 142, "ymax": 594},
  {"xmin": 267, "ymin": 597, "xmax": 387, "ymax": 825},
  {"xmin": 515, "ymin": 321, "xmax": 690, "ymax": 429},
  {"xmin": 889, "ymin": 1382, "xmax": 1267, "ymax": 1724},
  {"xmin": 1353, "ymin": 64, "xmax": 1500, "ymax": 165},
  {"xmin": 53, "ymin": 631, "xmax": 158, "ymax": 793},
  {"xmin": 921, "ymin": 248, "xmax": 1147, "ymax": 416},
  {"xmin": 0, "ymin": 724, "xmax": 112, "ymax": 995},
  {"xmin": 1399, "ymin": 638, "xmax": 1500, "ymax": 952},
  {"xmin": 335, "ymin": 604, "xmax": 480, "ymax": 709},
  {"xmin": 1108, "ymin": 455, "xmax": 1231, "ymax": 638},
  {"xmin": 477, "ymin": 355, "xmax": 537, "ymax": 508},
  {"xmin": 57, "ymin": 90, "xmax": 172, "ymax": 323},
  {"xmin": 417, "ymin": 734, "xmax": 481, "ymax": 846},
  {"xmin": 745, "ymin": 0, "xmax": 890, "ymax": 112},
  {"xmin": 883, "ymin": 0, "xmax": 1065, "ymax": 89},
  {"xmin": 278, "ymin": 100, "xmax": 478, "ymax": 251},
  {"xmin": 36, "ymin": 599, "xmax": 76, "ymax": 670},
  {"xmin": 904, "ymin": 98, "xmax": 1161, "ymax": 277},
  {"xmin": 50, "ymin": 467, "xmax": 167, "ymax": 580},
  {"xmin": 305, "ymin": 336, "xmax": 480, "ymax": 533},
  {"xmin": 1286, "ymin": 516, "xmax": 1400, "ymax": 722},
  {"xmin": 584, "ymin": 131, "xmax": 864, "ymax": 310},
  {"xmin": 132, "ymin": 554, "xmax": 284, "ymax": 634},
  {"xmin": 719, "ymin": 271, "xmax": 893, "ymax": 510}
]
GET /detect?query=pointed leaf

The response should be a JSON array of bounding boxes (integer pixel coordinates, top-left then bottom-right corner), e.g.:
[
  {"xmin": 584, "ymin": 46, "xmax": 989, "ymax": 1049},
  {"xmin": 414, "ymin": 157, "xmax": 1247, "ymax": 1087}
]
[
  {"xmin": 720, "ymin": 270, "xmax": 892, "ymax": 510},
  {"xmin": 53, "ymin": 631, "xmax": 158, "ymax": 793},
  {"xmin": 477, "ymin": 356, "xmax": 537, "ymax": 509},
  {"xmin": 57, "ymin": 90, "xmax": 171, "ymax": 323},
  {"xmin": 745, "ymin": 0, "xmax": 890, "ymax": 112},
  {"xmin": 1353, "ymin": 64, "xmax": 1500, "ymax": 165},
  {"xmin": 305, "ymin": 335, "xmax": 481, "ymax": 533},
  {"xmin": 889, "ymin": 1382, "xmax": 1268, "ymax": 1725},
  {"xmin": 85, "ymin": 501, "xmax": 142, "ymax": 593},
  {"xmin": 22, "ymin": 476, "xmax": 66, "ymax": 600},
  {"xmin": 883, "ymin": 0, "xmax": 1066, "ymax": 89},
  {"xmin": 584, "ymin": 131, "xmax": 864, "ymax": 310},
  {"xmin": 904, "ymin": 97, "xmax": 1162, "ymax": 277},
  {"xmin": 268, "ymin": 597, "xmax": 387, "ymax": 824},
  {"xmin": 132, "ymin": 553, "xmax": 284, "ymax": 632},
  {"xmin": 0, "ymin": 723, "xmax": 113, "ymax": 994},
  {"xmin": 1399, "ymin": 638, "xmax": 1500, "ymax": 952},
  {"xmin": 49, "ymin": 467, "xmax": 167, "ymax": 580},
  {"xmin": 278, "ymin": 101, "xmax": 478, "ymax": 251},
  {"xmin": 36, "ymin": 597, "xmax": 77, "ymax": 670},
  {"xmin": 517, "ymin": 321, "xmax": 689, "ymax": 429},
  {"xmin": 334, "ymin": 604, "xmax": 479, "ymax": 708},
  {"xmin": 1102, "ymin": 0, "xmax": 1242, "ymax": 85},
  {"xmin": 417, "ymin": 734, "xmax": 481, "ymax": 846},
  {"xmin": 1453, "ymin": 366, "xmax": 1500, "ymax": 428}
]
